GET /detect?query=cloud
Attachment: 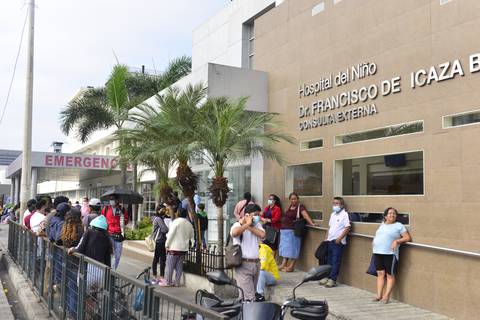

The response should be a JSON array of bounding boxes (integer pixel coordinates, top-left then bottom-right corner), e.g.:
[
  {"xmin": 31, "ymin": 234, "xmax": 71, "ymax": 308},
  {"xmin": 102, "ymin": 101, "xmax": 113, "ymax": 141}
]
[{"xmin": 0, "ymin": 0, "xmax": 227, "ymax": 151}]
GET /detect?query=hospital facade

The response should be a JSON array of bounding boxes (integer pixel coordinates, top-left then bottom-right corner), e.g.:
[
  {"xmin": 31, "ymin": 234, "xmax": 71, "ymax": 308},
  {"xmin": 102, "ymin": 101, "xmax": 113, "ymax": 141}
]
[{"xmin": 6, "ymin": 1, "xmax": 480, "ymax": 318}]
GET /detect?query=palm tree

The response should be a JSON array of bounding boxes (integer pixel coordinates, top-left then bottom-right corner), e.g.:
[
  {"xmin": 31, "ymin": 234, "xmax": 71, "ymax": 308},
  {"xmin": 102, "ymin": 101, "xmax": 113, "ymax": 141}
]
[
  {"xmin": 193, "ymin": 97, "xmax": 294, "ymax": 251},
  {"xmin": 59, "ymin": 56, "xmax": 192, "ymax": 186}
]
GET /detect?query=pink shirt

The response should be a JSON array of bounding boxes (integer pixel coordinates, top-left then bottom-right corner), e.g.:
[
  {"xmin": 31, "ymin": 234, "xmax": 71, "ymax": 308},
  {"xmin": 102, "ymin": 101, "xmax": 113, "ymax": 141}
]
[{"xmin": 233, "ymin": 200, "xmax": 254, "ymax": 220}]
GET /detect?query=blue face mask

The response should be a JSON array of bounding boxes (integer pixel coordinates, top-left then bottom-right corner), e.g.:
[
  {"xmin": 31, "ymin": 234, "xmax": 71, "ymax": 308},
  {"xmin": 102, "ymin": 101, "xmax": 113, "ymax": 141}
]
[
  {"xmin": 332, "ymin": 205, "xmax": 342, "ymax": 213},
  {"xmin": 253, "ymin": 215, "xmax": 260, "ymax": 224}
]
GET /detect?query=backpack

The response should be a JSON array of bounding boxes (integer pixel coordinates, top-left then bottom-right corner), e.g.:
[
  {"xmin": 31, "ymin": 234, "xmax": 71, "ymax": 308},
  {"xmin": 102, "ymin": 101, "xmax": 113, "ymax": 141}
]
[{"xmin": 224, "ymin": 234, "xmax": 243, "ymax": 268}]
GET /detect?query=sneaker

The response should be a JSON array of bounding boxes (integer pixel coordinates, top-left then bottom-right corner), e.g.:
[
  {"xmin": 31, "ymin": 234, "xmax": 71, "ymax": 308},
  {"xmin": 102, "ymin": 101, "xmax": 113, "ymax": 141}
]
[
  {"xmin": 318, "ymin": 278, "xmax": 329, "ymax": 286},
  {"xmin": 255, "ymin": 293, "xmax": 265, "ymax": 302},
  {"xmin": 325, "ymin": 279, "xmax": 337, "ymax": 288}
]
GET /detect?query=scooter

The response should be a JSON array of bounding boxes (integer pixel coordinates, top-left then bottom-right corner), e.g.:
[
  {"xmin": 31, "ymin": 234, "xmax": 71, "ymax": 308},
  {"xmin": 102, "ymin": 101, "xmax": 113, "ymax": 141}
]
[{"xmin": 187, "ymin": 264, "xmax": 331, "ymax": 320}]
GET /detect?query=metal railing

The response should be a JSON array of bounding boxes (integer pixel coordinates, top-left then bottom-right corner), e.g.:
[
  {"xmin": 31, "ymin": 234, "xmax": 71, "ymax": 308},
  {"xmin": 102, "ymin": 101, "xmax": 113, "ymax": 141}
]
[
  {"xmin": 184, "ymin": 244, "xmax": 232, "ymax": 277},
  {"xmin": 8, "ymin": 221, "xmax": 227, "ymax": 320}
]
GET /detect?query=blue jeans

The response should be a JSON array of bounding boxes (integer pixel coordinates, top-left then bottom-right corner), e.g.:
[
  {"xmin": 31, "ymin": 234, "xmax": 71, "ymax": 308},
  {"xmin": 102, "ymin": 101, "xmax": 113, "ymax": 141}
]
[
  {"xmin": 110, "ymin": 238, "xmax": 123, "ymax": 270},
  {"xmin": 327, "ymin": 240, "xmax": 345, "ymax": 281},
  {"xmin": 256, "ymin": 270, "xmax": 277, "ymax": 295}
]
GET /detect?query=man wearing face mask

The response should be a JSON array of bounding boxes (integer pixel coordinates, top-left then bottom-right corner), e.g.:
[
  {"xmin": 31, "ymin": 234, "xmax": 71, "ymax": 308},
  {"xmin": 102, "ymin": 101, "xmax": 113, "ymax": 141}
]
[
  {"xmin": 229, "ymin": 204, "xmax": 265, "ymax": 301},
  {"xmin": 319, "ymin": 197, "xmax": 351, "ymax": 288},
  {"xmin": 102, "ymin": 196, "xmax": 129, "ymax": 269}
]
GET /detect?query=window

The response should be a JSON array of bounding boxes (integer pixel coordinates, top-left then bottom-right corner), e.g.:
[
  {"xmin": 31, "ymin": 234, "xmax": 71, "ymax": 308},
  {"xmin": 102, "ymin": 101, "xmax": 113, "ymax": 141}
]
[
  {"xmin": 335, "ymin": 151, "xmax": 423, "ymax": 196},
  {"xmin": 300, "ymin": 138, "xmax": 324, "ymax": 151},
  {"xmin": 309, "ymin": 210, "xmax": 323, "ymax": 221},
  {"xmin": 286, "ymin": 162, "xmax": 322, "ymax": 196},
  {"xmin": 247, "ymin": 22, "xmax": 255, "ymax": 69},
  {"xmin": 335, "ymin": 121, "xmax": 423, "ymax": 145},
  {"xmin": 141, "ymin": 183, "xmax": 156, "ymax": 217},
  {"xmin": 350, "ymin": 212, "xmax": 410, "ymax": 225},
  {"xmin": 443, "ymin": 110, "xmax": 480, "ymax": 128}
]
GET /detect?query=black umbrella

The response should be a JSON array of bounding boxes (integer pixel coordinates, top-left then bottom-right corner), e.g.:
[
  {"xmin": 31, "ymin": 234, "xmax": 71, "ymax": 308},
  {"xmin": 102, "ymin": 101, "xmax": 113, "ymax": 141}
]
[{"xmin": 100, "ymin": 187, "xmax": 144, "ymax": 205}]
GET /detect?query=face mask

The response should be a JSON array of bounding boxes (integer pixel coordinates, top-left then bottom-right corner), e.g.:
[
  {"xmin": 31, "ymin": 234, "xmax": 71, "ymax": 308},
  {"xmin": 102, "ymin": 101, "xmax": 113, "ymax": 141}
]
[
  {"xmin": 253, "ymin": 215, "xmax": 260, "ymax": 224},
  {"xmin": 267, "ymin": 199, "xmax": 274, "ymax": 206},
  {"xmin": 332, "ymin": 205, "xmax": 342, "ymax": 213},
  {"xmin": 109, "ymin": 200, "xmax": 116, "ymax": 206}
]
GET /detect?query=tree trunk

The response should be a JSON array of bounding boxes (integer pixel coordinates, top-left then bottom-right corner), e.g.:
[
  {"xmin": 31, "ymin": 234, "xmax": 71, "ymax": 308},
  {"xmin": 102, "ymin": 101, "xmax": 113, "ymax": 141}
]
[
  {"xmin": 120, "ymin": 163, "xmax": 127, "ymax": 188},
  {"xmin": 216, "ymin": 205, "xmax": 224, "ymax": 268},
  {"xmin": 154, "ymin": 174, "xmax": 161, "ymax": 205},
  {"xmin": 132, "ymin": 162, "xmax": 138, "ymax": 229}
]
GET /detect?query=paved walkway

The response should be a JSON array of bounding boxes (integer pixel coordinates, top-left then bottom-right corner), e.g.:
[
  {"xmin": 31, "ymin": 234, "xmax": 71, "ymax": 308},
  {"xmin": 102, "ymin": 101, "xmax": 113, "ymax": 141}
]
[
  {"xmin": 124, "ymin": 240, "xmax": 451, "ymax": 320},
  {"xmin": 271, "ymin": 270, "xmax": 450, "ymax": 320},
  {"xmin": 0, "ymin": 224, "xmax": 19, "ymax": 320}
]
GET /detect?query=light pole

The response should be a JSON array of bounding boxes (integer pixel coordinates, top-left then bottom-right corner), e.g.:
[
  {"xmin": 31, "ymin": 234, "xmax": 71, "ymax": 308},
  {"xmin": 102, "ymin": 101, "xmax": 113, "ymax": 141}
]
[{"xmin": 19, "ymin": 0, "xmax": 35, "ymax": 219}]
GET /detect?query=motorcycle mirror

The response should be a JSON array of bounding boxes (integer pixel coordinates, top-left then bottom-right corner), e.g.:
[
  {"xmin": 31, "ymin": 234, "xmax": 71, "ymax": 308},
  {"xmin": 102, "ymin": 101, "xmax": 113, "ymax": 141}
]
[
  {"xmin": 302, "ymin": 265, "xmax": 332, "ymax": 283},
  {"xmin": 206, "ymin": 271, "xmax": 233, "ymax": 286}
]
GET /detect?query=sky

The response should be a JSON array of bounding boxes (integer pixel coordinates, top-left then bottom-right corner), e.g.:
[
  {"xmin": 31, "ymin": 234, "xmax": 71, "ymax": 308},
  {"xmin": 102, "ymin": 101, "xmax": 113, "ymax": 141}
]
[{"xmin": 0, "ymin": 0, "xmax": 228, "ymax": 152}]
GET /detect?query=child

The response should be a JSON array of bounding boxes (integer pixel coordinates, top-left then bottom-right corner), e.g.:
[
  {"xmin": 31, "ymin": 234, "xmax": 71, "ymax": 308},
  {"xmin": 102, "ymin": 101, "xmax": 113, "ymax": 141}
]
[{"xmin": 196, "ymin": 203, "xmax": 208, "ymax": 249}]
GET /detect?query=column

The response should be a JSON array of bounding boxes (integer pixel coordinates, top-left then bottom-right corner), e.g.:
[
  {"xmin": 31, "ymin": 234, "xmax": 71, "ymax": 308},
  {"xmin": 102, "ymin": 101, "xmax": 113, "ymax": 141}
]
[
  {"xmin": 30, "ymin": 168, "xmax": 38, "ymax": 199},
  {"xmin": 14, "ymin": 175, "xmax": 20, "ymax": 204},
  {"xmin": 10, "ymin": 178, "xmax": 15, "ymax": 204}
]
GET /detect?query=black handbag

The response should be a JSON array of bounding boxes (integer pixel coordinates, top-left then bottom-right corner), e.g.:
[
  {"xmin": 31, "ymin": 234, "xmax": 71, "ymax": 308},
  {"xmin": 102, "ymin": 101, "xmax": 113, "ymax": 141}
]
[
  {"xmin": 315, "ymin": 241, "xmax": 328, "ymax": 265},
  {"xmin": 224, "ymin": 235, "xmax": 242, "ymax": 268},
  {"xmin": 264, "ymin": 225, "xmax": 278, "ymax": 244},
  {"xmin": 293, "ymin": 205, "xmax": 307, "ymax": 237}
]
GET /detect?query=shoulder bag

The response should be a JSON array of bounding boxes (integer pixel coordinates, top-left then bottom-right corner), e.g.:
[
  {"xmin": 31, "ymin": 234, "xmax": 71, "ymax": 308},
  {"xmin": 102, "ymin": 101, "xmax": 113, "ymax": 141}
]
[
  {"xmin": 293, "ymin": 205, "xmax": 307, "ymax": 238},
  {"xmin": 224, "ymin": 234, "xmax": 243, "ymax": 268}
]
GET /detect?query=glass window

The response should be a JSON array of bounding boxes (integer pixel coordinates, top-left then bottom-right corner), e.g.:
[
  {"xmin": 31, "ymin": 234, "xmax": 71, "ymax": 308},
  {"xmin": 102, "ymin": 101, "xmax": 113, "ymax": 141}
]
[
  {"xmin": 286, "ymin": 162, "xmax": 323, "ymax": 196},
  {"xmin": 444, "ymin": 110, "xmax": 480, "ymax": 128},
  {"xmin": 308, "ymin": 210, "xmax": 323, "ymax": 221},
  {"xmin": 349, "ymin": 212, "xmax": 410, "ymax": 224},
  {"xmin": 141, "ymin": 183, "xmax": 156, "ymax": 217},
  {"xmin": 300, "ymin": 139, "xmax": 323, "ymax": 150},
  {"xmin": 335, "ymin": 121, "xmax": 423, "ymax": 145},
  {"xmin": 337, "ymin": 151, "xmax": 423, "ymax": 195}
]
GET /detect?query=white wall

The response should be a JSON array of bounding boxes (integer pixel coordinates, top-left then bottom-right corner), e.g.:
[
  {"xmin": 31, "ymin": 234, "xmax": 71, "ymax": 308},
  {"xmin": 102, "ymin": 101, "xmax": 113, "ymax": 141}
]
[{"xmin": 192, "ymin": 0, "xmax": 276, "ymax": 72}]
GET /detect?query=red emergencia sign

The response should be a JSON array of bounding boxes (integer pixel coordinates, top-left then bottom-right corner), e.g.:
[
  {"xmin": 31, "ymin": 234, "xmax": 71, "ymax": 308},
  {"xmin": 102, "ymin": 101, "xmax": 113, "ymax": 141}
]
[{"xmin": 44, "ymin": 154, "xmax": 118, "ymax": 170}]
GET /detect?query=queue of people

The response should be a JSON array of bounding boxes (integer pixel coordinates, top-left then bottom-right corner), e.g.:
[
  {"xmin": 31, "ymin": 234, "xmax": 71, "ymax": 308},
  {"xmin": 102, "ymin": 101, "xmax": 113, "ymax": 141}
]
[
  {"xmin": 229, "ymin": 192, "xmax": 411, "ymax": 303},
  {"xmin": 11, "ymin": 189, "xmax": 410, "ymax": 305}
]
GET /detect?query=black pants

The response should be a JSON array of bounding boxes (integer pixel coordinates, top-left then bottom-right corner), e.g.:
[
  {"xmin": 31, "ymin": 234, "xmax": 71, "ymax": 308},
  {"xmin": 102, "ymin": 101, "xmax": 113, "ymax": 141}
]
[{"xmin": 152, "ymin": 241, "xmax": 167, "ymax": 277}]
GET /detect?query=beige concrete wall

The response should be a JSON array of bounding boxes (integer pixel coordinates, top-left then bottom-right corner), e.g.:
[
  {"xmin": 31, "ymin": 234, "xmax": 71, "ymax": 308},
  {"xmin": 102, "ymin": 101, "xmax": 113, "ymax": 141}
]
[{"xmin": 254, "ymin": 0, "xmax": 480, "ymax": 318}]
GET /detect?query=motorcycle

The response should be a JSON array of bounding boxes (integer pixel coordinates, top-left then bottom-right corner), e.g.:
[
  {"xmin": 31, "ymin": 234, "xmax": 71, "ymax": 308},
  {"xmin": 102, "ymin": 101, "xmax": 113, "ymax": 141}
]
[{"xmin": 186, "ymin": 264, "xmax": 331, "ymax": 320}]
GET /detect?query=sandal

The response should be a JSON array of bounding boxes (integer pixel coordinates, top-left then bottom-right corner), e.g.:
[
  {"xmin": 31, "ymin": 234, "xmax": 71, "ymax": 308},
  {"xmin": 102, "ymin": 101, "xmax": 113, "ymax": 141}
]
[
  {"xmin": 371, "ymin": 297, "xmax": 382, "ymax": 302},
  {"xmin": 380, "ymin": 299, "xmax": 389, "ymax": 304}
]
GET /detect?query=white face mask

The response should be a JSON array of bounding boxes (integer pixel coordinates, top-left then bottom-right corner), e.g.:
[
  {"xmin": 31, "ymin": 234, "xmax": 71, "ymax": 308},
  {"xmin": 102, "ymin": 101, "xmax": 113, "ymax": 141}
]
[
  {"xmin": 267, "ymin": 199, "xmax": 274, "ymax": 206},
  {"xmin": 109, "ymin": 200, "xmax": 116, "ymax": 206}
]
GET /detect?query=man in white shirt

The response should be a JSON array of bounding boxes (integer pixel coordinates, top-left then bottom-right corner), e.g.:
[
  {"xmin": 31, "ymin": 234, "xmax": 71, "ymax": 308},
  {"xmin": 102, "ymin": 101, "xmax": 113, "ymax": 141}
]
[
  {"xmin": 320, "ymin": 197, "xmax": 351, "ymax": 288},
  {"xmin": 230, "ymin": 204, "xmax": 265, "ymax": 301},
  {"xmin": 30, "ymin": 199, "xmax": 47, "ymax": 234}
]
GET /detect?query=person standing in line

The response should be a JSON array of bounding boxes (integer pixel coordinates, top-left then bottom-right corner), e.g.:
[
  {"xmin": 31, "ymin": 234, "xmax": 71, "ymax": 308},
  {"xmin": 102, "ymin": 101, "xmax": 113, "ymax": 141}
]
[
  {"xmin": 162, "ymin": 208, "xmax": 194, "ymax": 287},
  {"xmin": 45, "ymin": 196, "xmax": 69, "ymax": 236},
  {"xmin": 278, "ymin": 193, "xmax": 316, "ymax": 272},
  {"xmin": 151, "ymin": 205, "xmax": 169, "ymax": 284},
  {"xmin": 61, "ymin": 208, "xmax": 84, "ymax": 248},
  {"xmin": 102, "ymin": 196, "xmax": 129, "ymax": 270},
  {"xmin": 233, "ymin": 192, "xmax": 255, "ymax": 221},
  {"xmin": 49, "ymin": 203, "xmax": 70, "ymax": 244},
  {"xmin": 230, "ymin": 204, "xmax": 265, "ymax": 301},
  {"xmin": 255, "ymin": 240, "xmax": 280, "ymax": 302},
  {"xmin": 83, "ymin": 198, "xmax": 101, "ymax": 228},
  {"xmin": 196, "ymin": 203, "xmax": 208, "ymax": 249},
  {"xmin": 372, "ymin": 207, "xmax": 411, "ymax": 303},
  {"xmin": 30, "ymin": 199, "xmax": 47, "ymax": 235},
  {"xmin": 261, "ymin": 194, "xmax": 282, "ymax": 253},
  {"xmin": 80, "ymin": 197, "xmax": 90, "ymax": 220},
  {"xmin": 319, "ymin": 197, "xmax": 351, "ymax": 288},
  {"xmin": 23, "ymin": 199, "xmax": 37, "ymax": 229}
]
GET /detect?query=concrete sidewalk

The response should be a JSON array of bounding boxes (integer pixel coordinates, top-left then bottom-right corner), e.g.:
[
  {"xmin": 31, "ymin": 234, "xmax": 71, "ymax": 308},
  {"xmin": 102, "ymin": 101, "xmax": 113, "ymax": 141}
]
[
  {"xmin": 124, "ymin": 240, "xmax": 451, "ymax": 320},
  {"xmin": 270, "ymin": 270, "xmax": 450, "ymax": 320}
]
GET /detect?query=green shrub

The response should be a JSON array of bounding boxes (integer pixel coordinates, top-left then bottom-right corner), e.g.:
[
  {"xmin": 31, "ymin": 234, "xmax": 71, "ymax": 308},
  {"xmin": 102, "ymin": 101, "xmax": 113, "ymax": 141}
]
[{"xmin": 125, "ymin": 217, "xmax": 153, "ymax": 240}]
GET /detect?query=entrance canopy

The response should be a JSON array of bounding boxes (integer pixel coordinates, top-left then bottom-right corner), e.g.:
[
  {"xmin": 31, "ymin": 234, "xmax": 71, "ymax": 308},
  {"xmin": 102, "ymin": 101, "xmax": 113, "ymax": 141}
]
[{"xmin": 6, "ymin": 152, "xmax": 122, "ymax": 182}]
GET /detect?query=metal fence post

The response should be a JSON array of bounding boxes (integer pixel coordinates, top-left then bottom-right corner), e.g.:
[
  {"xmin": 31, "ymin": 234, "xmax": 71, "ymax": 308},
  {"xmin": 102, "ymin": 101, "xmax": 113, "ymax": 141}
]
[
  {"xmin": 102, "ymin": 267, "xmax": 112, "ymax": 320},
  {"xmin": 39, "ymin": 238, "xmax": 46, "ymax": 298},
  {"xmin": 47, "ymin": 242, "xmax": 54, "ymax": 316},
  {"xmin": 77, "ymin": 255, "xmax": 86, "ymax": 320},
  {"xmin": 60, "ymin": 247, "xmax": 67, "ymax": 320}
]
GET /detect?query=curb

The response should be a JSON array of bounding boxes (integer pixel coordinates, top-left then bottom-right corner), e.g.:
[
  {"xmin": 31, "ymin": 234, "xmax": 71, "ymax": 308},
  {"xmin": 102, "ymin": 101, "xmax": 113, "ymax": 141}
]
[{"xmin": 0, "ymin": 251, "xmax": 50, "ymax": 320}]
